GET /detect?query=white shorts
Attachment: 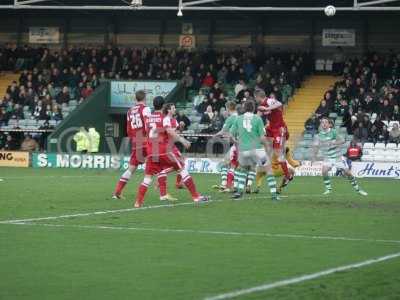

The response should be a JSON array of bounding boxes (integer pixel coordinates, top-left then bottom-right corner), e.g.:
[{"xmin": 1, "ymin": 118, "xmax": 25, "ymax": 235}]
[
  {"xmin": 322, "ymin": 156, "xmax": 350, "ymax": 171},
  {"xmin": 238, "ymin": 149, "xmax": 269, "ymax": 168}
]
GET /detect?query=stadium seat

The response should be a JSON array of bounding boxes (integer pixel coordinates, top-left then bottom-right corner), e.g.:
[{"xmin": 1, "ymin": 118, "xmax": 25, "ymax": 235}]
[
  {"xmin": 386, "ymin": 143, "xmax": 397, "ymax": 150},
  {"xmin": 373, "ymin": 155, "xmax": 385, "ymax": 162},
  {"xmin": 363, "ymin": 143, "xmax": 374, "ymax": 149},
  {"xmin": 325, "ymin": 59, "xmax": 333, "ymax": 71},
  {"xmin": 49, "ymin": 120, "xmax": 57, "ymax": 126},
  {"xmin": 329, "ymin": 112, "xmax": 338, "ymax": 119},
  {"xmin": 361, "ymin": 155, "xmax": 373, "ymax": 161},
  {"xmin": 315, "ymin": 59, "xmax": 325, "ymax": 71},
  {"xmin": 375, "ymin": 143, "xmax": 386, "ymax": 150}
]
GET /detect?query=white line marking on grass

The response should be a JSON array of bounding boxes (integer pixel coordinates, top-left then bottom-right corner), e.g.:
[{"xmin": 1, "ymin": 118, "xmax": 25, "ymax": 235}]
[
  {"xmin": 0, "ymin": 200, "xmax": 217, "ymax": 224},
  {"xmin": 204, "ymin": 252, "xmax": 400, "ymax": 300},
  {"xmin": 8, "ymin": 222, "xmax": 400, "ymax": 245},
  {"xmin": 0, "ymin": 191, "xmax": 389, "ymax": 225}
]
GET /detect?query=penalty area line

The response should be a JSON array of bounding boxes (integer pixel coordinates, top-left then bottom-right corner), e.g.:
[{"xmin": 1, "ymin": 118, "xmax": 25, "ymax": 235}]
[
  {"xmin": 204, "ymin": 251, "xmax": 400, "ymax": 300},
  {"xmin": 7, "ymin": 222, "xmax": 400, "ymax": 245}
]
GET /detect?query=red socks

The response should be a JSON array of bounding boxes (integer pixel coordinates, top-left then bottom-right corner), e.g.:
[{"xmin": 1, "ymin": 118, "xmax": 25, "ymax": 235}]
[
  {"xmin": 182, "ymin": 175, "xmax": 200, "ymax": 199},
  {"xmin": 135, "ymin": 182, "xmax": 149, "ymax": 206},
  {"xmin": 157, "ymin": 174, "xmax": 167, "ymax": 198}
]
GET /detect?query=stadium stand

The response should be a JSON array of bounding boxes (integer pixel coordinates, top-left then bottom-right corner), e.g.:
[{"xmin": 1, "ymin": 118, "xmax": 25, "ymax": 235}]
[
  {"xmin": 0, "ymin": 45, "xmax": 312, "ymax": 151},
  {"xmin": 295, "ymin": 52, "xmax": 400, "ymax": 162}
]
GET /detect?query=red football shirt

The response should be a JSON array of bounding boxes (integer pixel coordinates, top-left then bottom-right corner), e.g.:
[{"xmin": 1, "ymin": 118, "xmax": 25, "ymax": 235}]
[
  {"xmin": 264, "ymin": 97, "xmax": 286, "ymax": 129},
  {"xmin": 127, "ymin": 103, "xmax": 151, "ymax": 146},
  {"xmin": 145, "ymin": 112, "xmax": 177, "ymax": 156}
]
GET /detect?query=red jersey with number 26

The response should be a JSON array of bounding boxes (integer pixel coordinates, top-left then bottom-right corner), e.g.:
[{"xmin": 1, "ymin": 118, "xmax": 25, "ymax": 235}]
[
  {"xmin": 265, "ymin": 97, "xmax": 286, "ymax": 129},
  {"xmin": 127, "ymin": 103, "xmax": 151, "ymax": 145},
  {"xmin": 145, "ymin": 112, "xmax": 178, "ymax": 156}
]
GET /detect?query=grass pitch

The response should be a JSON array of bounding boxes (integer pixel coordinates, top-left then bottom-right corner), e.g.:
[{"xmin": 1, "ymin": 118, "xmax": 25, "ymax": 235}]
[{"xmin": 0, "ymin": 167, "xmax": 400, "ymax": 300}]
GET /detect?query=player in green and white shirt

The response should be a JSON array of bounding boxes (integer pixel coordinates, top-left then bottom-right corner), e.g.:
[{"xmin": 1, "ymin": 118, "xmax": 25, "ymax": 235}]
[
  {"xmin": 313, "ymin": 117, "xmax": 367, "ymax": 196},
  {"xmin": 213, "ymin": 101, "xmax": 239, "ymax": 192},
  {"xmin": 230, "ymin": 101, "xmax": 279, "ymax": 200}
]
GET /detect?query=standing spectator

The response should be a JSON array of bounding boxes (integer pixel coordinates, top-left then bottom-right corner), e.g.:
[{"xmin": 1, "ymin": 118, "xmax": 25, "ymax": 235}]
[
  {"xmin": 2, "ymin": 134, "xmax": 17, "ymax": 150},
  {"xmin": 20, "ymin": 134, "xmax": 39, "ymax": 152},
  {"xmin": 389, "ymin": 123, "xmax": 400, "ymax": 143},
  {"xmin": 353, "ymin": 122, "xmax": 369, "ymax": 143},
  {"xmin": 346, "ymin": 140, "xmax": 363, "ymax": 161},
  {"xmin": 377, "ymin": 125, "xmax": 390, "ymax": 143}
]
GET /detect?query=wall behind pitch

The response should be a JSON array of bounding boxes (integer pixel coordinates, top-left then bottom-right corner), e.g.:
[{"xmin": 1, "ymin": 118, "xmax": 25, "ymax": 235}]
[
  {"xmin": 264, "ymin": 17, "xmax": 312, "ymax": 50},
  {"xmin": 0, "ymin": 17, "xmax": 18, "ymax": 44},
  {"xmin": 313, "ymin": 16, "xmax": 365, "ymax": 58},
  {"xmin": 214, "ymin": 20, "xmax": 252, "ymax": 48},
  {"xmin": 116, "ymin": 17, "xmax": 160, "ymax": 46},
  {"xmin": 69, "ymin": 17, "xmax": 106, "ymax": 45},
  {"xmin": 368, "ymin": 16, "xmax": 400, "ymax": 52}
]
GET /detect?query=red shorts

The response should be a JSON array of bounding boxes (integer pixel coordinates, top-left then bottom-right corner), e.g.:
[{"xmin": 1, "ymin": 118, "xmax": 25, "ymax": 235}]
[
  {"xmin": 266, "ymin": 126, "xmax": 289, "ymax": 150},
  {"xmin": 145, "ymin": 148, "xmax": 184, "ymax": 176},
  {"xmin": 129, "ymin": 145, "xmax": 147, "ymax": 166}
]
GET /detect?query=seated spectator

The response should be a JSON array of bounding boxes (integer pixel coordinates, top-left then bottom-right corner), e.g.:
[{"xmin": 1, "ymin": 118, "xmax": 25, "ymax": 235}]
[
  {"xmin": 392, "ymin": 105, "xmax": 400, "ymax": 121},
  {"xmin": 51, "ymin": 104, "xmax": 63, "ymax": 121},
  {"xmin": 234, "ymin": 79, "xmax": 246, "ymax": 96},
  {"xmin": 315, "ymin": 100, "xmax": 329, "ymax": 119},
  {"xmin": 176, "ymin": 111, "xmax": 191, "ymax": 132},
  {"xmin": 304, "ymin": 113, "xmax": 319, "ymax": 134},
  {"xmin": 200, "ymin": 105, "xmax": 215, "ymax": 125},
  {"xmin": 9, "ymin": 103, "xmax": 23, "ymax": 120},
  {"xmin": 210, "ymin": 82, "xmax": 222, "ymax": 99},
  {"xmin": 193, "ymin": 90, "xmax": 206, "ymax": 107},
  {"xmin": 57, "ymin": 86, "xmax": 70, "ymax": 104},
  {"xmin": 196, "ymin": 97, "xmax": 209, "ymax": 114},
  {"xmin": 20, "ymin": 134, "xmax": 39, "ymax": 152},
  {"xmin": 353, "ymin": 122, "xmax": 369, "ymax": 143},
  {"xmin": 380, "ymin": 99, "xmax": 393, "ymax": 121},
  {"xmin": 181, "ymin": 71, "xmax": 193, "ymax": 89},
  {"xmin": 0, "ymin": 107, "xmax": 9, "ymax": 126},
  {"xmin": 389, "ymin": 123, "xmax": 400, "ymax": 143},
  {"xmin": 346, "ymin": 140, "xmax": 362, "ymax": 161},
  {"xmin": 81, "ymin": 82, "xmax": 93, "ymax": 99},
  {"xmin": 202, "ymin": 72, "xmax": 215, "ymax": 88}
]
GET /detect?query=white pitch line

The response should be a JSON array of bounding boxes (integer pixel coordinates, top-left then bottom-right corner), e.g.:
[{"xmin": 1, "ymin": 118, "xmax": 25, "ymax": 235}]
[
  {"xmin": 0, "ymin": 191, "xmax": 386, "ymax": 225},
  {"xmin": 0, "ymin": 201, "xmax": 215, "ymax": 224},
  {"xmin": 8, "ymin": 222, "xmax": 400, "ymax": 245},
  {"xmin": 204, "ymin": 252, "xmax": 400, "ymax": 300}
]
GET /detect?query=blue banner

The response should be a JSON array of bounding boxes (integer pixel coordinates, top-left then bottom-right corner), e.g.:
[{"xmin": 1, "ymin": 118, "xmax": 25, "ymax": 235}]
[{"xmin": 110, "ymin": 81, "xmax": 178, "ymax": 108}]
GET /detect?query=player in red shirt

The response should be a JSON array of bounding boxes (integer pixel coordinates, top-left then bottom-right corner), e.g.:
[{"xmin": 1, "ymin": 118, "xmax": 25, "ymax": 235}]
[
  {"xmin": 134, "ymin": 97, "xmax": 209, "ymax": 208},
  {"xmin": 255, "ymin": 89, "xmax": 294, "ymax": 188},
  {"xmin": 112, "ymin": 90, "xmax": 151, "ymax": 199}
]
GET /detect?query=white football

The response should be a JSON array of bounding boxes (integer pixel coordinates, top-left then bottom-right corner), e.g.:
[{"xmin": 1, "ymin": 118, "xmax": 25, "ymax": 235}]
[{"xmin": 324, "ymin": 5, "xmax": 336, "ymax": 17}]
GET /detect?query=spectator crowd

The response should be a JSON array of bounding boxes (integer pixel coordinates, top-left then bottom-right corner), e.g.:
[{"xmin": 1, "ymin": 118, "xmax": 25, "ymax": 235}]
[
  {"xmin": 306, "ymin": 51, "xmax": 400, "ymax": 146},
  {"xmin": 0, "ymin": 43, "xmax": 312, "ymax": 151}
]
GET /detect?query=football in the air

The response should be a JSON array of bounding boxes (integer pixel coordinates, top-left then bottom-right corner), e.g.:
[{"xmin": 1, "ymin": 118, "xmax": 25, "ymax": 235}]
[{"xmin": 324, "ymin": 5, "xmax": 336, "ymax": 17}]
